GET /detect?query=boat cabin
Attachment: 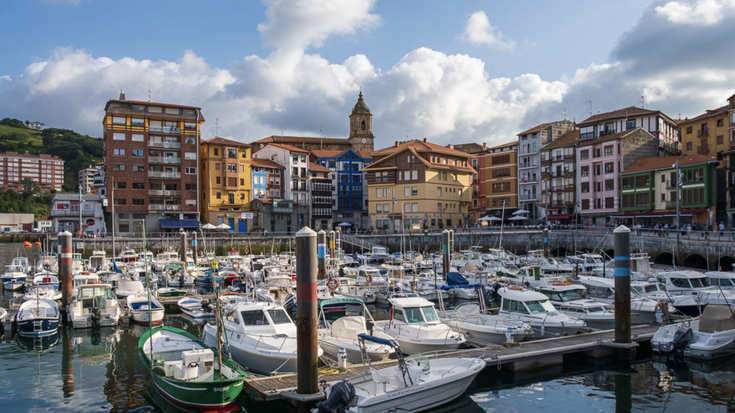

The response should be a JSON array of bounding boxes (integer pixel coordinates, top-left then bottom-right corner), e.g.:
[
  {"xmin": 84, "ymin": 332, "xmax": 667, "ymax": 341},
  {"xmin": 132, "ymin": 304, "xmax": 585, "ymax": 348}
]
[
  {"xmin": 498, "ymin": 288, "xmax": 559, "ymax": 316},
  {"xmin": 390, "ymin": 297, "xmax": 441, "ymax": 324}
]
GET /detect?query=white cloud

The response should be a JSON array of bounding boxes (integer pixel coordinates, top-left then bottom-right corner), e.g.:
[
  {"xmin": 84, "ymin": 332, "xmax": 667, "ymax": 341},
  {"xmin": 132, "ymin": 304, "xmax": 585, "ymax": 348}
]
[
  {"xmin": 461, "ymin": 11, "xmax": 516, "ymax": 50},
  {"xmin": 258, "ymin": 0, "xmax": 381, "ymax": 51},
  {"xmin": 655, "ymin": 0, "xmax": 735, "ymax": 25}
]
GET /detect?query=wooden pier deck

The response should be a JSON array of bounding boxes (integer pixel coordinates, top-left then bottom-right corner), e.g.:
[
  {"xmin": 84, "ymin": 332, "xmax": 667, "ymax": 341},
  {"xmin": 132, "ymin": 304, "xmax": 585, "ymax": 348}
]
[{"xmin": 244, "ymin": 323, "xmax": 661, "ymax": 401}]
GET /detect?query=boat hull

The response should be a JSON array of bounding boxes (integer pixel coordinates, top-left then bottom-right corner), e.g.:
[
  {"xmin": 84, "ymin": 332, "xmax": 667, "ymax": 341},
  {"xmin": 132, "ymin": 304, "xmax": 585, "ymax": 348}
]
[{"xmin": 17, "ymin": 318, "xmax": 59, "ymax": 337}]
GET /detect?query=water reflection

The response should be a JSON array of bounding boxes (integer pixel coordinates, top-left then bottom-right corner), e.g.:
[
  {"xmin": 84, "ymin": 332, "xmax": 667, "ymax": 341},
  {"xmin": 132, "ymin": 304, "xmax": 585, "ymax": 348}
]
[{"xmin": 16, "ymin": 331, "xmax": 59, "ymax": 352}]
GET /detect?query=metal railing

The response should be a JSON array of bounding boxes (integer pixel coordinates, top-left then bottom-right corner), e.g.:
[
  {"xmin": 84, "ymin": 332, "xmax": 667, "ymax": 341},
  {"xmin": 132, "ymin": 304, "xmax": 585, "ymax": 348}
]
[
  {"xmin": 148, "ymin": 204, "xmax": 181, "ymax": 211},
  {"xmin": 149, "ymin": 156, "xmax": 181, "ymax": 164},
  {"xmin": 148, "ymin": 142, "xmax": 181, "ymax": 149},
  {"xmin": 148, "ymin": 171, "xmax": 181, "ymax": 179},
  {"xmin": 149, "ymin": 190, "xmax": 181, "ymax": 196}
]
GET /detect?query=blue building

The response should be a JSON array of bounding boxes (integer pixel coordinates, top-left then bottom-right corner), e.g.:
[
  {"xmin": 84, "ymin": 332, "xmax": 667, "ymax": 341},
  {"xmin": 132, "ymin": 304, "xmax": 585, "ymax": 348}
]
[
  {"xmin": 251, "ymin": 160, "xmax": 268, "ymax": 200},
  {"xmin": 311, "ymin": 148, "xmax": 372, "ymax": 230}
]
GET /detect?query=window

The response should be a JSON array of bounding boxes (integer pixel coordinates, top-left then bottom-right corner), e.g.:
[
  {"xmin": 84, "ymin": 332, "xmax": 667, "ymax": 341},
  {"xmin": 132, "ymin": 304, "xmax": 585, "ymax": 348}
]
[
  {"xmin": 132, "ymin": 182, "xmax": 144, "ymax": 189},
  {"xmin": 437, "ymin": 203, "xmax": 442, "ymax": 212},
  {"xmin": 686, "ymin": 142, "xmax": 692, "ymax": 151},
  {"xmin": 215, "ymin": 163, "xmax": 220, "ymax": 171},
  {"xmin": 185, "ymin": 152, "xmax": 197, "ymax": 160},
  {"xmin": 131, "ymin": 105, "xmax": 146, "ymax": 112},
  {"xmin": 132, "ymin": 134, "xmax": 144, "ymax": 142},
  {"xmin": 605, "ymin": 197, "xmax": 614, "ymax": 208},
  {"xmin": 241, "ymin": 151, "xmax": 247, "ymax": 159},
  {"xmin": 113, "ymin": 133, "xmax": 126, "ymax": 141},
  {"xmin": 383, "ymin": 203, "xmax": 389, "ymax": 212},
  {"xmin": 114, "ymin": 198, "xmax": 126, "ymax": 205},
  {"xmin": 132, "ymin": 199, "xmax": 145, "ymax": 205},
  {"xmin": 604, "ymin": 163, "xmax": 614, "ymax": 174},
  {"xmin": 404, "ymin": 203, "xmax": 410, "ymax": 213},
  {"xmin": 113, "ymin": 148, "xmax": 125, "ymax": 156},
  {"xmin": 115, "ymin": 181, "xmax": 126, "ymax": 189},
  {"xmin": 376, "ymin": 188, "xmax": 381, "ymax": 198},
  {"xmin": 113, "ymin": 164, "xmax": 125, "ymax": 171},
  {"xmin": 412, "ymin": 170, "xmax": 417, "ymax": 180},
  {"xmin": 437, "ymin": 187, "xmax": 442, "ymax": 196},
  {"xmin": 718, "ymin": 119, "xmax": 724, "ymax": 127},
  {"xmin": 626, "ymin": 120, "xmax": 636, "ymax": 130},
  {"xmin": 412, "ymin": 186, "xmax": 418, "ymax": 196},
  {"xmin": 580, "ymin": 150, "xmax": 589, "ymax": 160},
  {"xmin": 412, "ymin": 203, "xmax": 418, "ymax": 212},
  {"xmin": 492, "ymin": 168, "xmax": 511, "ymax": 178},
  {"xmin": 112, "ymin": 116, "xmax": 126, "ymax": 125},
  {"xmin": 186, "ymin": 183, "xmax": 196, "ymax": 191},
  {"xmin": 604, "ymin": 146, "xmax": 613, "ymax": 156},
  {"xmin": 581, "ymin": 182, "xmax": 589, "ymax": 193},
  {"xmin": 131, "ymin": 118, "xmax": 144, "ymax": 127},
  {"xmin": 185, "ymin": 167, "xmax": 196, "ymax": 174},
  {"xmin": 718, "ymin": 135, "xmax": 724, "ymax": 145},
  {"xmin": 404, "ymin": 186, "xmax": 410, "ymax": 196},
  {"xmin": 687, "ymin": 126, "xmax": 693, "ymax": 134},
  {"xmin": 133, "ymin": 165, "xmax": 144, "ymax": 172},
  {"xmin": 132, "ymin": 149, "xmax": 144, "ymax": 157},
  {"xmin": 492, "ymin": 154, "xmax": 510, "ymax": 165},
  {"xmin": 442, "ymin": 172, "xmax": 447, "ymax": 181},
  {"xmin": 216, "ymin": 177, "xmax": 221, "ymax": 185},
  {"xmin": 216, "ymin": 192, "xmax": 221, "ymax": 199},
  {"xmin": 229, "ymin": 193, "xmax": 235, "ymax": 204},
  {"xmin": 581, "ymin": 166, "xmax": 589, "ymax": 177},
  {"xmin": 376, "ymin": 204, "xmax": 382, "ymax": 213}
]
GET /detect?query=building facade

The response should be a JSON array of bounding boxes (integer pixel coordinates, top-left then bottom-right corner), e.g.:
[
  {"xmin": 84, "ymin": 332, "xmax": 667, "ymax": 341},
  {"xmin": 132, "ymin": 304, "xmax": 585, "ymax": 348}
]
[
  {"xmin": 102, "ymin": 92, "xmax": 204, "ymax": 234},
  {"xmin": 252, "ymin": 144, "xmax": 310, "ymax": 204},
  {"xmin": 309, "ymin": 162, "xmax": 334, "ymax": 230},
  {"xmin": 250, "ymin": 199, "xmax": 308, "ymax": 235},
  {"xmin": 481, "ymin": 141, "xmax": 518, "ymax": 220},
  {"xmin": 79, "ymin": 166, "xmax": 100, "ymax": 194},
  {"xmin": 517, "ymin": 121, "xmax": 575, "ymax": 221},
  {"xmin": 540, "ymin": 130, "xmax": 580, "ymax": 223},
  {"xmin": 577, "ymin": 128, "xmax": 660, "ymax": 226},
  {"xmin": 200, "ymin": 137, "xmax": 252, "ymax": 233},
  {"xmin": 618, "ymin": 155, "xmax": 718, "ymax": 226},
  {"xmin": 0, "ymin": 151, "xmax": 64, "ymax": 193},
  {"xmin": 49, "ymin": 193, "xmax": 106, "ymax": 235},
  {"xmin": 726, "ymin": 94, "xmax": 735, "ymax": 226},
  {"xmin": 364, "ymin": 139, "xmax": 474, "ymax": 231},
  {"xmin": 251, "ymin": 158, "xmax": 284, "ymax": 201}
]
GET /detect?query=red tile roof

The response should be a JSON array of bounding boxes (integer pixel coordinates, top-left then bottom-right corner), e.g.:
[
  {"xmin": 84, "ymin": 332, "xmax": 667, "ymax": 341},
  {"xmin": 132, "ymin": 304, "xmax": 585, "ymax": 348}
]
[
  {"xmin": 308, "ymin": 162, "xmax": 332, "ymax": 173},
  {"xmin": 622, "ymin": 154, "xmax": 718, "ymax": 174},
  {"xmin": 517, "ymin": 122, "xmax": 555, "ymax": 136},
  {"xmin": 262, "ymin": 143, "xmax": 310, "ymax": 153},
  {"xmin": 677, "ymin": 105, "xmax": 729, "ymax": 125},
  {"xmin": 202, "ymin": 137, "xmax": 251, "ymax": 147},
  {"xmin": 253, "ymin": 135, "xmax": 350, "ymax": 146},
  {"xmin": 542, "ymin": 130, "xmax": 580, "ymax": 150},
  {"xmin": 310, "ymin": 150, "xmax": 342, "ymax": 158},
  {"xmin": 370, "ymin": 139, "xmax": 472, "ymax": 157},
  {"xmin": 578, "ymin": 106, "xmax": 673, "ymax": 126},
  {"xmin": 486, "ymin": 140, "xmax": 518, "ymax": 151},
  {"xmin": 577, "ymin": 127, "xmax": 651, "ymax": 146},
  {"xmin": 251, "ymin": 158, "xmax": 284, "ymax": 169}
]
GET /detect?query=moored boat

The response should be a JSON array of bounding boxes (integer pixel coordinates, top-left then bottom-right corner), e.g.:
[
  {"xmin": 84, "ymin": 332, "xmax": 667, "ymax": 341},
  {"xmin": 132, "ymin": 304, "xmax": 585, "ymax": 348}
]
[
  {"xmin": 127, "ymin": 293, "xmax": 165, "ymax": 326},
  {"xmin": 15, "ymin": 298, "xmax": 60, "ymax": 337}
]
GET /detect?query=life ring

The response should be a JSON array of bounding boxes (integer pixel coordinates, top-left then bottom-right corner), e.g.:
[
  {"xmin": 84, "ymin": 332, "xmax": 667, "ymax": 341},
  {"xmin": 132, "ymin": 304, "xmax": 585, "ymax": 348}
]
[
  {"xmin": 508, "ymin": 285, "xmax": 523, "ymax": 291},
  {"xmin": 243, "ymin": 247, "xmax": 250, "ymax": 254},
  {"xmin": 232, "ymin": 261, "xmax": 240, "ymax": 270},
  {"xmin": 327, "ymin": 278, "xmax": 339, "ymax": 290},
  {"xmin": 44, "ymin": 263, "xmax": 51, "ymax": 271}
]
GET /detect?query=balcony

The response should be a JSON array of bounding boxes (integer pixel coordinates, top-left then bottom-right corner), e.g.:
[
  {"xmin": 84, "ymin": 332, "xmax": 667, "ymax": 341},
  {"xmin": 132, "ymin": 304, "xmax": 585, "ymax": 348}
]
[
  {"xmin": 149, "ymin": 126, "xmax": 180, "ymax": 134},
  {"xmin": 149, "ymin": 141, "xmax": 181, "ymax": 149},
  {"xmin": 149, "ymin": 190, "xmax": 181, "ymax": 196},
  {"xmin": 697, "ymin": 129, "xmax": 709, "ymax": 138},
  {"xmin": 49, "ymin": 209, "xmax": 96, "ymax": 217},
  {"xmin": 697, "ymin": 145, "xmax": 710, "ymax": 154},
  {"xmin": 149, "ymin": 156, "xmax": 181, "ymax": 164},
  {"xmin": 519, "ymin": 194, "xmax": 537, "ymax": 201},
  {"xmin": 149, "ymin": 204, "xmax": 181, "ymax": 211},
  {"xmin": 600, "ymin": 129, "xmax": 616, "ymax": 137},
  {"xmin": 665, "ymin": 201, "xmax": 678, "ymax": 209},
  {"xmin": 551, "ymin": 155, "xmax": 565, "ymax": 162},
  {"xmin": 149, "ymin": 171, "xmax": 181, "ymax": 179},
  {"xmin": 518, "ymin": 163, "xmax": 538, "ymax": 170},
  {"xmin": 518, "ymin": 177, "xmax": 538, "ymax": 184}
]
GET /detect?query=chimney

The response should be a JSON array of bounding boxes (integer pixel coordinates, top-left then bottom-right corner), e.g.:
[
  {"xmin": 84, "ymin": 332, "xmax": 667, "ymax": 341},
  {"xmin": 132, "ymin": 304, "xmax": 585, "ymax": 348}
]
[
  {"xmin": 448, "ymin": 144, "xmax": 455, "ymax": 149},
  {"xmin": 395, "ymin": 141, "xmax": 399, "ymax": 147},
  {"xmin": 423, "ymin": 137, "xmax": 427, "ymax": 143},
  {"xmin": 119, "ymin": 89, "xmax": 126, "ymax": 101},
  {"xmin": 482, "ymin": 142, "xmax": 486, "ymax": 149}
]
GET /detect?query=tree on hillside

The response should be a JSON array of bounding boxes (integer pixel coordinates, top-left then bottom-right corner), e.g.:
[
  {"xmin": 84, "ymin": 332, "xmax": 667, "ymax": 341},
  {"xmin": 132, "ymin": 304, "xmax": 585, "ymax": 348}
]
[
  {"xmin": 22, "ymin": 178, "xmax": 40, "ymax": 194},
  {"xmin": 0, "ymin": 118, "xmax": 28, "ymax": 128}
]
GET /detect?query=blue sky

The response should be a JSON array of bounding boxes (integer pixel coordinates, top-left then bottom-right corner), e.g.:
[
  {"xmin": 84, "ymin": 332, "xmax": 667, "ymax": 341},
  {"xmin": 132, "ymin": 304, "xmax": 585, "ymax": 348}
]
[{"xmin": 1, "ymin": 0, "xmax": 734, "ymax": 148}]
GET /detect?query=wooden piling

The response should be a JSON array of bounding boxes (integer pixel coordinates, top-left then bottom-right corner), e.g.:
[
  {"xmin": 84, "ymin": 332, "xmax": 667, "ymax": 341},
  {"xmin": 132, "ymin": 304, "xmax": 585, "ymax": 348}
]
[{"xmin": 295, "ymin": 227, "xmax": 318, "ymax": 407}]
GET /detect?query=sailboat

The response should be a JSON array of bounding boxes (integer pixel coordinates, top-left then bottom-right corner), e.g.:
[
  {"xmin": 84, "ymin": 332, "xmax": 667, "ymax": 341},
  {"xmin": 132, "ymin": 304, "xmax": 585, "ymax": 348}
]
[{"xmin": 137, "ymin": 221, "xmax": 247, "ymax": 411}]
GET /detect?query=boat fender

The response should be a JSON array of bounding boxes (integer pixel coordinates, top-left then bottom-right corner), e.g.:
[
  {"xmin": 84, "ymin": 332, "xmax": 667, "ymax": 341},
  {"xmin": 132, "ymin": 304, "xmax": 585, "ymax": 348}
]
[{"xmin": 314, "ymin": 380, "xmax": 356, "ymax": 413}]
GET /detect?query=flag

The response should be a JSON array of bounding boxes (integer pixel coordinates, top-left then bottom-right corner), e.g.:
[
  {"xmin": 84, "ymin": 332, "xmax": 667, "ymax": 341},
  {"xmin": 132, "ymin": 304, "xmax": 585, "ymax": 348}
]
[{"xmin": 112, "ymin": 261, "xmax": 123, "ymax": 274}]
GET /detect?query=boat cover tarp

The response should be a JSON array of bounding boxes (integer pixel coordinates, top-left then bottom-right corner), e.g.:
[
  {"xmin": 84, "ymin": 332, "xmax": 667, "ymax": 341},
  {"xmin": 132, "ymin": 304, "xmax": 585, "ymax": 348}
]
[
  {"xmin": 446, "ymin": 272, "xmax": 469, "ymax": 286},
  {"xmin": 454, "ymin": 303, "xmax": 481, "ymax": 320},
  {"xmin": 699, "ymin": 305, "xmax": 735, "ymax": 333},
  {"xmin": 358, "ymin": 333, "xmax": 395, "ymax": 347},
  {"xmin": 331, "ymin": 316, "xmax": 367, "ymax": 342}
]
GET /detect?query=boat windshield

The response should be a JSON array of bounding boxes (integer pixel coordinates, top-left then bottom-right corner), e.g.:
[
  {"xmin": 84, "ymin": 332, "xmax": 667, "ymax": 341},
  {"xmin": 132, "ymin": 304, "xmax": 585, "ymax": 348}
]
[
  {"xmin": 420, "ymin": 306, "xmax": 439, "ymax": 322},
  {"xmin": 711, "ymin": 278, "xmax": 735, "ymax": 287},
  {"xmin": 587, "ymin": 305, "xmax": 612, "ymax": 313},
  {"xmin": 78, "ymin": 286, "xmax": 113, "ymax": 300},
  {"xmin": 587, "ymin": 256, "xmax": 604, "ymax": 264},
  {"xmin": 526, "ymin": 299, "xmax": 556, "ymax": 314},
  {"xmin": 691, "ymin": 277, "xmax": 710, "ymax": 288},
  {"xmin": 267, "ymin": 308, "xmax": 292, "ymax": 325},
  {"xmin": 547, "ymin": 289, "xmax": 587, "ymax": 302}
]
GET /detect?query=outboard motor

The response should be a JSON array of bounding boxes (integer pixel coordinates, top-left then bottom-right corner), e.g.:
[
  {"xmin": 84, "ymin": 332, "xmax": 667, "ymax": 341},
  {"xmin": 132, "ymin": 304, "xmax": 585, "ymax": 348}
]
[
  {"xmin": 314, "ymin": 380, "xmax": 357, "ymax": 413},
  {"xmin": 671, "ymin": 326, "xmax": 693, "ymax": 359},
  {"xmin": 90, "ymin": 307, "xmax": 101, "ymax": 328}
]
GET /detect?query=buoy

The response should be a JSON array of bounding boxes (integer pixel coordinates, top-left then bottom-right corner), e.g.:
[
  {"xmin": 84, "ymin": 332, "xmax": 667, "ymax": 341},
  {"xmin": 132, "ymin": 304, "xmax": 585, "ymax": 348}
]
[
  {"xmin": 23, "ymin": 241, "xmax": 32, "ymax": 247},
  {"xmin": 34, "ymin": 241, "xmax": 41, "ymax": 246}
]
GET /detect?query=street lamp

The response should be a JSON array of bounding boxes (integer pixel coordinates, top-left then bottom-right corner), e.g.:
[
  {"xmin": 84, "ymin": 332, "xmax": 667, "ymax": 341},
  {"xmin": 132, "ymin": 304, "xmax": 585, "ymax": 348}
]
[
  {"xmin": 387, "ymin": 188, "xmax": 397, "ymax": 233},
  {"xmin": 78, "ymin": 184, "xmax": 83, "ymax": 238}
]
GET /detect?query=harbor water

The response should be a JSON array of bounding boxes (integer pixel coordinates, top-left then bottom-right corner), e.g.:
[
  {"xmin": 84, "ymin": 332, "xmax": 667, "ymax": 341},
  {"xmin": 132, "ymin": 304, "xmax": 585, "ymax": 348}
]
[{"xmin": 1, "ymin": 243, "xmax": 734, "ymax": 412}]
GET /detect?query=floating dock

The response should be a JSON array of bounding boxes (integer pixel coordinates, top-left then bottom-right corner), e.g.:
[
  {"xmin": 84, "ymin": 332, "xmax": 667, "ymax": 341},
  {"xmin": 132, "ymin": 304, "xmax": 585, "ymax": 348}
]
[{"xmin": 244, "ymin": 323, "xmax": 662, "ymax": 401}]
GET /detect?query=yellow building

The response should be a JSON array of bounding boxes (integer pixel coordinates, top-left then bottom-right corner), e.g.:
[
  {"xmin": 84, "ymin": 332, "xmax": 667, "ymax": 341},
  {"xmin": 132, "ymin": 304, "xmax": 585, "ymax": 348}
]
[
  {"xmin": 679, "ymin": 105, "xmax": 729, "ymax": 157},
  {"xmin": 200, "ymin": 137, "xmax": 253, "ymax": 233},
  {"xmin": 481, "ymin": 141, "xmax": 518, "ymax": 216},
  {"xmin": 364, "ymin": 139, "xmax": 474, "ymax": 231}
]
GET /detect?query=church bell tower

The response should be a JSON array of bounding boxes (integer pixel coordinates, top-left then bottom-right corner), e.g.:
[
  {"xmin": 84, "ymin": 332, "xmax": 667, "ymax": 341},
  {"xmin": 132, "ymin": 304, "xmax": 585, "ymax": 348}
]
[{"xmin": 348, "ymin": 91, "xmax": 374, "ymax": 152}]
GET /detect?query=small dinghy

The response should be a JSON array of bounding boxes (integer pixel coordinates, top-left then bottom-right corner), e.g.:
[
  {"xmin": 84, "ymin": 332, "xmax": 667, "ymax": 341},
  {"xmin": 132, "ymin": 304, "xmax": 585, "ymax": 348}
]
[
  {"xmin": 651, "ymin": 304, "xmax": 735, "ymax": 360},
  {"xmin": 177, "ymin": 297, "xmax": 215, "ymax": 319},
  {"xmin": 127, "ymin": 293, "xmax": 165, "ymax": 326}
]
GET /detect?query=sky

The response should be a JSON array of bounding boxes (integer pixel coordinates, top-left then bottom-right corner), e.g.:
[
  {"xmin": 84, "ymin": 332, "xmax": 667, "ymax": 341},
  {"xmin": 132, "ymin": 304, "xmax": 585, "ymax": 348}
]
[{"xmin": 1, "ymin": 0, "xmax": 735, "ymax": 149}]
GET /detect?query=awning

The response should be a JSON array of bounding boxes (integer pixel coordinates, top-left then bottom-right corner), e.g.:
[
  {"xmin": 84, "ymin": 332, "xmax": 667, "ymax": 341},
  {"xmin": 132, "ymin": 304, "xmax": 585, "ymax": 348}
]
[
  {"xmin": 546, "ymin": 214, "xmax": 573, "ymax": 220},
  {"xmin": 159, "ymin": 219, "xmax": 200, "ymax": 229}
]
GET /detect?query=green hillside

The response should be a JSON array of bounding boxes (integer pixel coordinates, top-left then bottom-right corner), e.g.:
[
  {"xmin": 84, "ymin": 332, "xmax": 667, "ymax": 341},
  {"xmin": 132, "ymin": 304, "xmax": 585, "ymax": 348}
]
[{"xmin": 0, "ymin": 118, "xmax": 104, "ymax": 192}]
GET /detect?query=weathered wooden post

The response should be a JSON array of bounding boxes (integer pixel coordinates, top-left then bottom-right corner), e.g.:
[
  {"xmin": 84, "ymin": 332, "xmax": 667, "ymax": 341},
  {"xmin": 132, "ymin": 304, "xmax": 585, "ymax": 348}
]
[
  {"xmin": 424, "ymin": 229, "xmax": 429, "ymax": 256},
  {"xmin": 543, "ymin": 227, "xmax": 549, "ymax": 258},
  {"xmin": 295, "ymin": 227, "xmax": 318, "ymax": 411},
  {"xmin": 328, "ymin": 230, "xmax": 336, "ymax": 269},
  {"xmin": 179, "ymin": 230, "xmax": 187, "ymax": 263},
  {"xmin": 317, "ymin": 230, "xmax": 326, "ymax": 280},
  {"xmin": 59, "ymin": 231, "xmax": 73, "ymax": 319},
  {"xmin": 442, "ymin": 229, "xmax": 450, "ymax": 276},
  {"xmin": 335, "ymin": 228, "xmax": 341, "ymax": 262}
]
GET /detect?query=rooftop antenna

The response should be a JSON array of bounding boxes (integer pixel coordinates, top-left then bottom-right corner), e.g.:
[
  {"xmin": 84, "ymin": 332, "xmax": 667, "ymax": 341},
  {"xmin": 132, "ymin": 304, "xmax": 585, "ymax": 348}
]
[
  {"xmin": 563, "ymin": 108, "xmax": 567, "ymax": 120},
  {"xmin": 320, "ymin": 125, "xmax": 323, "ymax": 150},
  {"xmin": 640, "ymin": 92, "xmax": 645, "ymax": 109},
  {"xmin": 148, "ymin": 87, "xmax": 152, "ymax": 102},
  {"xmin": 585, "ymin": 100, "xmax": 592, "ymax": 116},
  {"xmin": 404, "ymin": 129, "xmax": 411, "ymax": 141},
  {"xmin": 215, "ymin": 118, "xmax": 219, "ymax": 137}
]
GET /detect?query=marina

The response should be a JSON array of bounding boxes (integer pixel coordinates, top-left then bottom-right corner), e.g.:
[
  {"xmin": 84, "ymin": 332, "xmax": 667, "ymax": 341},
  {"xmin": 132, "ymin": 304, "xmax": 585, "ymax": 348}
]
[{"xmin": 1, "ymin": 229, "xmax": 734, "ymax": 412}]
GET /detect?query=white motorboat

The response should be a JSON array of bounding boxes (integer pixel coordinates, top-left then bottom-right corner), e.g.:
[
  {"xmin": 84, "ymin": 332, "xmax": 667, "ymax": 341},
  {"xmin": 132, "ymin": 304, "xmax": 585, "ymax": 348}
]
[
  {"xmin": 705, "ymin": 271, "xmax": 735, "ymax": 291},
  {"xmin": 493, "ymin": 286, "xmax": 586, "ymax": 339},
  {"xmin": 2, "ymin": 264, "xmax": 27, "ymax": 291},
  {"xmin": 577, "ymin": 276, "xmax": 665, "ymax": 324},
  {"xmin": 0, "ymin": 307, "xmax": 8, "ymax": 322},
  {"xmin": 115, "ymin": 280, "xmax": 146, "ymax": 299},
  {"xmin": 202, "ymin": 301, "xmax": 322, "ymax": 374},
  {"xmin": 333, "ymin": 277, "xmax": 377, "ymax": 304},
  {"xmin": 178, "ymin": 297, "xmax": 215, "ymax": 319},
  {"xmin": 15, "ymin": 298, "xmax": 60, "ymax": 337},
  {"xmin": 355, "ymin": 266, "xmax": 386, "ymax": 286},
  {"xmin": 10, "ymin": 256, "xmax": 31, "ymax": 274},
  {"xmin": 654, "ymin": 271, "xmax": 735, "ymax": 316},
  {"xmin": 23, "ymin": 285, "xmax": 61, "ymax": 301},
  {"xmin": 441, "ymin": 302, "xmax": 532, "ymax": 344},
  {"xmin": 127, "ymin": 293, "xmax": 165, "ymax": 326},
  {"xmin": 68, "ymin": 283, "xmax": 121, "ymax": 328},
  {"xmin": 374, "ymin": 296, "xmax": 465, "ymax": 354},
  {"xmin": 313, "ymin": 334, "xmax": 485, "ymax": 413},
  {"xmin": 318, "ymin": 297, "xmax": 395, "ymax": 363},
  {"xmin": 651, "ymin": 305, "xmax": 735, "ymax": 359},
  {"xmin": 538, "ymin": 284, "xmax": 616, "ymax": 329}
]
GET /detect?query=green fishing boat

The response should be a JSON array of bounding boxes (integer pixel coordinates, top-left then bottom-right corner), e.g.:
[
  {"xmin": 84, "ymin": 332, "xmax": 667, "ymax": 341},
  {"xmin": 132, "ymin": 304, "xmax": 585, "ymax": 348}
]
[{"xmin": 138, "ymin": 326, "xmax": 247, "ymax": 412}]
